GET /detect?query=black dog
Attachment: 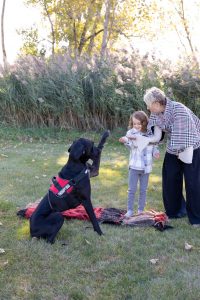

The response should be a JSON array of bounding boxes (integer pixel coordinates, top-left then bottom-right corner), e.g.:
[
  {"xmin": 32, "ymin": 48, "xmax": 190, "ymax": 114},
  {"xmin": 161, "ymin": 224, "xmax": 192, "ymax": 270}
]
[{"xmin": 30, "ymin": 131, "xmax": 110, "ymax": 244}]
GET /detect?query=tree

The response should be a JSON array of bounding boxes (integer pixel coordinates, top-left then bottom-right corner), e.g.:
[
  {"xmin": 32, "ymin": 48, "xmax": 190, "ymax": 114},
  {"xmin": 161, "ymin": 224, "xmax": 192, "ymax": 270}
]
[
  {"xmin": 43, "ymin": 0, "xmax": 56, "ymax": 57},
  {"xmin": 25, "ymin": 0, "xmax": 57, "ymax": 57},
  {"xmin": 155, "ymin": 0, "xmax": 200, "ymax": 62},
  {"xmin": 1, "ymin": 0, "xmax": 8, "ymax": 69},
  {"xmin": 18, "ymin": 27, "xmax": 41, "ymax": 56},
  {"xmin": 100, "ymin": 0, "xmax": 111, "ymax": 58},
  {"xmin": 23, "ymin": 0, "xmax": 160, "ymax": 58}
]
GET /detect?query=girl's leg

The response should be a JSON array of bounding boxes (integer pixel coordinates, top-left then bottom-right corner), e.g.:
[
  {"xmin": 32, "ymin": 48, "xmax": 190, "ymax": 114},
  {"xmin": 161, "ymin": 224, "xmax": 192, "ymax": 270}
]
[
  {"xmin": 162, "ymin": 152, "xmax": 186, "ymax": 218},
  {"xmin": 184, "ymin": 148, "xmax": 200, "ymax": 224},
  {"xmin": 127, "ymin": 169, "xmax": 139, "ymax": 213},
  {"xmin": 138, "ymin": 172, "xmax": 150, "ymax": 212}
]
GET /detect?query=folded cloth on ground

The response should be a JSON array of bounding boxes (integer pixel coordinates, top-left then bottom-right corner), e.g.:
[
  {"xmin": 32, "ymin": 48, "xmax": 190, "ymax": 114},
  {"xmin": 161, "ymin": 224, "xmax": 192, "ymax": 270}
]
[
  {"xmin": 122, "ymin": 210, "xmax": 169, "ymax": 231},
  {"xmin": 17, "ymin": 200, "xmax": 169, "ymax": 229}
]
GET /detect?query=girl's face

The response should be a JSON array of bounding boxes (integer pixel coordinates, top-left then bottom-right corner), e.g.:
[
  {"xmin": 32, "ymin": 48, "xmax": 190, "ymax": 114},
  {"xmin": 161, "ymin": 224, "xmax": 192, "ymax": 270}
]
[{"xmin": 132, "ymin": 117, "xmax": 142, "ymax": 131}]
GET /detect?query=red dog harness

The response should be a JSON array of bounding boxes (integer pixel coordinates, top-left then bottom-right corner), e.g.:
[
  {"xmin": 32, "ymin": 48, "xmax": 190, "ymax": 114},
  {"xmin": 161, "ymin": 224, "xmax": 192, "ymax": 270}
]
[
  {"xmin": 49, "ymin": 168, "xmax": 88, "ymax": 197},
  {"xmin": 49, "ymin": 176, "xmax": 74, "ymax": 196}
]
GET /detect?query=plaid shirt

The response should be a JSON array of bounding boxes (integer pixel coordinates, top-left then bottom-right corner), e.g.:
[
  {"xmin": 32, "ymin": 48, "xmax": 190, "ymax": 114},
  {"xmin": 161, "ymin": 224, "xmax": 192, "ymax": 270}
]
[
  {"xmin": 125, "ymin": 129, "xmax": 159, "ymax": 174},
  {"xmin": 147, "ymin": 98, "xmax": 200, "ymax": 155}
]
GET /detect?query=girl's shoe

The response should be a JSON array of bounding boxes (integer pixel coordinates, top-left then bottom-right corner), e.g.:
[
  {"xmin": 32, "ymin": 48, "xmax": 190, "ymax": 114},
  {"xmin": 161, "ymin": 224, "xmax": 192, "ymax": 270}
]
[
  {"xmin": 138, "ymin": 210, "xmax": 143, "ymax": 214},
  {"xmin": 124, "ymin": 210, "xmax": 133, "ymax": 218}
]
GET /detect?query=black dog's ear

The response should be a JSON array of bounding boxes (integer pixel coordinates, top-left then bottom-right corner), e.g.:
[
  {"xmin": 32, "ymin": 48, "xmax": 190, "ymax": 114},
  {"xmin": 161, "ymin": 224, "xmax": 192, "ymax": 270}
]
[
  {"xmin": 69, "ymin": 140, "xmax": 85, "ymax": 161},
  {"xmin": 68, "ymin": 139, "xmax": 77, "ymax": 153}
]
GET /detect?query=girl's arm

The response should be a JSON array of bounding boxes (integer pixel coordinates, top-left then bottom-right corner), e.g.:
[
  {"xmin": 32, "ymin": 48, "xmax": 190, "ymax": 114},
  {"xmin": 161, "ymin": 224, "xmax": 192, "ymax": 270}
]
[
  {"xmin": 119, "ymin": 136, "xmax": 128, "ymax": 143},
  {"xmin": 119, "ymin": 136, "xmax": 135, "ymax": 149}
]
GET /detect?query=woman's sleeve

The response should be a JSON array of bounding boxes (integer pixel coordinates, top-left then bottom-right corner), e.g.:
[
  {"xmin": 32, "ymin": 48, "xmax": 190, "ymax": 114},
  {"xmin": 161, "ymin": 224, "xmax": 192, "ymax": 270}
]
[
  {"xmin": 129, "ymin": 127, "xmax": 162, "ymax": 152},
  {"xmin": 148, "ymin": 126, "xmax": 162, "ymax": 143}
]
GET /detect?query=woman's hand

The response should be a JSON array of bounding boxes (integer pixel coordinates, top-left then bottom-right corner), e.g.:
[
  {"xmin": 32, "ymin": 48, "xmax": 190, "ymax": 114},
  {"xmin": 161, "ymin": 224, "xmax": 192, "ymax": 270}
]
[
  {"xmin": 126, "ymin": 135, "xmax": 136, "ymax": 140},
  {"xmin": 154, "ymin": 153, "xmax": 160, "ymax": 159}
]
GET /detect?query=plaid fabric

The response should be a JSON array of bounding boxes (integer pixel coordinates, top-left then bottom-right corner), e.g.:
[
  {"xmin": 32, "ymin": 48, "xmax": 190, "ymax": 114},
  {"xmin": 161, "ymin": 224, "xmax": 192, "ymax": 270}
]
[
  {"xmin": 148, "ymin": 98, "xmax": 200, "ymax": 155},
  {"xmin": 125, "ymin": 129, "xmax": 159, "ymax": 173}
]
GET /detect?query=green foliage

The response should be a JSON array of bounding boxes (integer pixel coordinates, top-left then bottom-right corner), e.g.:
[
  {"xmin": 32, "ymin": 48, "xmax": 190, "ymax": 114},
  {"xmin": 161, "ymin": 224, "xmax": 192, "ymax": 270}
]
[
  {"xmin": 18, "ymin": 26, "xmax": 41, "ymax": 56},
  {"xmin": 162, "ymin": 57, "xmax": 200, "ymax": 116},
  {"xmin": 0, "ymin": 52, "xmax": 150, "ymax": 129},
  {"xmin": 0, "ymin": 51, "xmax": 200, "ymax": 130},
  {"xmin": 23, "ymin": 0, "xmax": 159, "ymax": 57}
]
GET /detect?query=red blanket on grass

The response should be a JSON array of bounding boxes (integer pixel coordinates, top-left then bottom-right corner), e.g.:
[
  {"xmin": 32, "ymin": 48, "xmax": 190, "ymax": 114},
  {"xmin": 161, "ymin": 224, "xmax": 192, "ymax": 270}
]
[
  {"xmin": 24, "ymin": 203, "xmax": 104, "ymax": 221},
  {"xmin": 17, "ymin": 200, "xmax": 169, "ymax": 229}
]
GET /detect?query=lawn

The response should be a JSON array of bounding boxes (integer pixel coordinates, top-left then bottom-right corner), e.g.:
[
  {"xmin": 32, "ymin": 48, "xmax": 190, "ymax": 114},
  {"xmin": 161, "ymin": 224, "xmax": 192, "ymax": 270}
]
[{"xmin": 0, "ymin": 126, "xmax": 200, "ymax": 300}]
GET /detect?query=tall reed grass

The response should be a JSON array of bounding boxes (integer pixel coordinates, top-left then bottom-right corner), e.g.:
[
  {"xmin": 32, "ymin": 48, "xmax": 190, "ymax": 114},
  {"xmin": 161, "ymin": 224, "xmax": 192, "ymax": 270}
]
[{"xmin": 0, "ymin": 52, "xmax": 199, "ymax": 130}]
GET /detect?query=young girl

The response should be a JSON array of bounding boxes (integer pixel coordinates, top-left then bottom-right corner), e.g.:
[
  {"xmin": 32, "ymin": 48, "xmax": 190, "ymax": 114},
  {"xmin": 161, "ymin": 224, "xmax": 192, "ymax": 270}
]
[{"xmin": 119, "ymin": 111, "xmax": 160, "ymax": 217}]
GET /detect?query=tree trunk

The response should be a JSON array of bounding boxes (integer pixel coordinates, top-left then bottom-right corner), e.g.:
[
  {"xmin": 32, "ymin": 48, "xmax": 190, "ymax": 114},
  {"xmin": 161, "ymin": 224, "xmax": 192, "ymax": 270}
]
[
  {"xmin": 73, "ymin": 19, "xmax": 78, "ymax": 59},
  {"xmin": 179, "ymin": 0, "xmax": 195, "ymax": 55},
  {"xmin": 78, "ymin": 0, "xmax": 95, "ymax": 56},
  {"xmin": 43, "ymin": 0, "xmax": 55, "ymax": 57},
  {"xmin": 1, "ymin": 0, "xmax": 8, "ymax": 70},
  {"xmin": 100, "ymin": 0, "xmax": 111, "ymax": 58},
  {"xmin": 88, "ymin": 5, "xmax": 102, "ymax": 55}
]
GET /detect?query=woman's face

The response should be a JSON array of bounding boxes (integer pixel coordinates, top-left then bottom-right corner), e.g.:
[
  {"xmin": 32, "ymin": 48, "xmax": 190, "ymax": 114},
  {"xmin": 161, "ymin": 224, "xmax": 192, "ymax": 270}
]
[{"xmin": 146, "ymin": 102, "xmax": 165, "ymax": 114}]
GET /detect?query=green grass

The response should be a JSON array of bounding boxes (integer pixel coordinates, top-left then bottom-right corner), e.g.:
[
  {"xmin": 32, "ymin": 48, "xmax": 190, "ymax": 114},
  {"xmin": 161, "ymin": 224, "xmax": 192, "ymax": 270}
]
[{"xmin": 1, "ymin": 126, "xmax": 200, "ymax": 300}]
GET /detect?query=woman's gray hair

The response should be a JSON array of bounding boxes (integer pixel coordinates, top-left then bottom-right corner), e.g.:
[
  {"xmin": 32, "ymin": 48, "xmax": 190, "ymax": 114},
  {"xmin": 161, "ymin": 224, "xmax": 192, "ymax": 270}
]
[{"xmin": 144, "ymin": 87, "xmax": 166, "ymax": 106}]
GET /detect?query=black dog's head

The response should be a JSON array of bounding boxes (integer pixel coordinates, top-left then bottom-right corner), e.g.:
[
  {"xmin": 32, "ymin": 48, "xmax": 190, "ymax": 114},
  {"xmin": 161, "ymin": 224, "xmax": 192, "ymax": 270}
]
[{"xmin": 68, "ymin": 138, "xmax": 100, "ymax": 163}]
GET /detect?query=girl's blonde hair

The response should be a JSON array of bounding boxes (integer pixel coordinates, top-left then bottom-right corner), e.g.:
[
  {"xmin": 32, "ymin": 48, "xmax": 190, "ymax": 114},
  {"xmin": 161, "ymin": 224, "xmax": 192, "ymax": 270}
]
[{"xmin": 128, "ymin": 111, "xmax": 148, "ymax": 132}]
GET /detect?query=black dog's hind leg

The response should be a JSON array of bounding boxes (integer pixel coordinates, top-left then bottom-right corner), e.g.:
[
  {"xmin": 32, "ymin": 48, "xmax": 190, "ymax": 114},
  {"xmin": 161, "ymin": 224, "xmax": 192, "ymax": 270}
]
[
  {"xmin": 30, "ymin": 195, "xmax": 64, "ymax": 244},
  {"xmin": 46, "ymin": 212, "xmax": 65, "ymax": 244},
  {"xmin": 89, "ymin": 130, "xmax": 110, "ymax": 177}
]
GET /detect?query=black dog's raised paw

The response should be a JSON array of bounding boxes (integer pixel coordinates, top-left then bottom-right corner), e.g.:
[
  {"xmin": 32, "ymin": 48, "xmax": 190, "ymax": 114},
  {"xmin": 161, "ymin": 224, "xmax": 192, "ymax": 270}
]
[{"xmin": 98, "ymin": 130, "xmax": 110, "ymax": 151}]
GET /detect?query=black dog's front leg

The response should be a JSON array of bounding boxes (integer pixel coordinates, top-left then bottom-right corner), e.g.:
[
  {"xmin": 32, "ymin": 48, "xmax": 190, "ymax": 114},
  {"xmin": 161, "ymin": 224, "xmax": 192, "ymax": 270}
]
[
  {"xmin": 82, "ymin": 198, "xmax": 103, "ymax": 235},
  {"xmin": 97, "ymin": 130, "xmax": 110, "ymax": 151},
  {"xmin": 88, "ymin": 130, "xmax": 110, "ymax": 177}
]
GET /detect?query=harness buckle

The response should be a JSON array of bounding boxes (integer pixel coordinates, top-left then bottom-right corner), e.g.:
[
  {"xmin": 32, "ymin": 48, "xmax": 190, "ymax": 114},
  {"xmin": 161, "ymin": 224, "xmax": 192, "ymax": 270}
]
[
  {"xmin": 70, "ymin": 179, "xmax": 76, "ymax": 186},
  {"xmin": 57, "ymin": 183, "xmax": 71, "ymax": 196}
]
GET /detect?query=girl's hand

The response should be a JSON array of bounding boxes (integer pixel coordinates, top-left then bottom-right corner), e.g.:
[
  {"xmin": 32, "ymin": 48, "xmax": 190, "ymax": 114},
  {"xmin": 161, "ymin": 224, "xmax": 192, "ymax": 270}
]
[{"xmin": 119, "ymin": 137, "xmax": 127, "ymax": 143}]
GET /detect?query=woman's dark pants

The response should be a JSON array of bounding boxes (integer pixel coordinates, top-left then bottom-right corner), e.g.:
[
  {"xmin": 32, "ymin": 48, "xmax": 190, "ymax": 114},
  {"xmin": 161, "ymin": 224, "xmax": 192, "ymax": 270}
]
[{"xmin": 162, "ymin": 148, "xmax": 200, "ymax": 224}]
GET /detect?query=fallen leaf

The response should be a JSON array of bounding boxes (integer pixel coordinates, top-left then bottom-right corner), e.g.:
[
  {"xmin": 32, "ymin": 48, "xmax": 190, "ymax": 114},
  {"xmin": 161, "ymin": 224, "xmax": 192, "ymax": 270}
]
[
  {"xmin": 85, "ymin": 239, "xmax": 91, "ymax": 245},
  {"xmin": 38, "ymin": 97, "xmax": 45, "ymax": 103},
  {"xmin": 150, "ymin": 258, "xmax": 159, "ymax": 264},
  {"xmin": 185, "ymin": 242, "xmax": 193, "ymax": 251},
  {"xmin": 0, "ymin": 154, "xmax": 8, "ymax": 158}
]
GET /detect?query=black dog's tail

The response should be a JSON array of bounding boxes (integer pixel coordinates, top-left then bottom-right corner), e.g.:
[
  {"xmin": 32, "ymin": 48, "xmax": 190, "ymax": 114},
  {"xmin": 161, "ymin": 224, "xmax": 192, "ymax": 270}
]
[{"xmin": 17, "ymin": 209, "xmax": 27, "ymax": 218}]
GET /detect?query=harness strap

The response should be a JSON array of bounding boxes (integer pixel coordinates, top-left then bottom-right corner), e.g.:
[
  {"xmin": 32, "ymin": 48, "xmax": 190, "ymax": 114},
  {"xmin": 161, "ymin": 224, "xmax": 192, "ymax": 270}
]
[{"xmin": 50, "ymin": 168, "xmax": 88, "ymax": 196}]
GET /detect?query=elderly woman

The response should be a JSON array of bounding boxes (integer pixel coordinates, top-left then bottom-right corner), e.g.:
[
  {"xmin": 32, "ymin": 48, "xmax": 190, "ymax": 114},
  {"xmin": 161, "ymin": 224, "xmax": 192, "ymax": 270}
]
[{"xmin": 143, "ymin": 87, "xmax": 200, "ymax": 226}]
